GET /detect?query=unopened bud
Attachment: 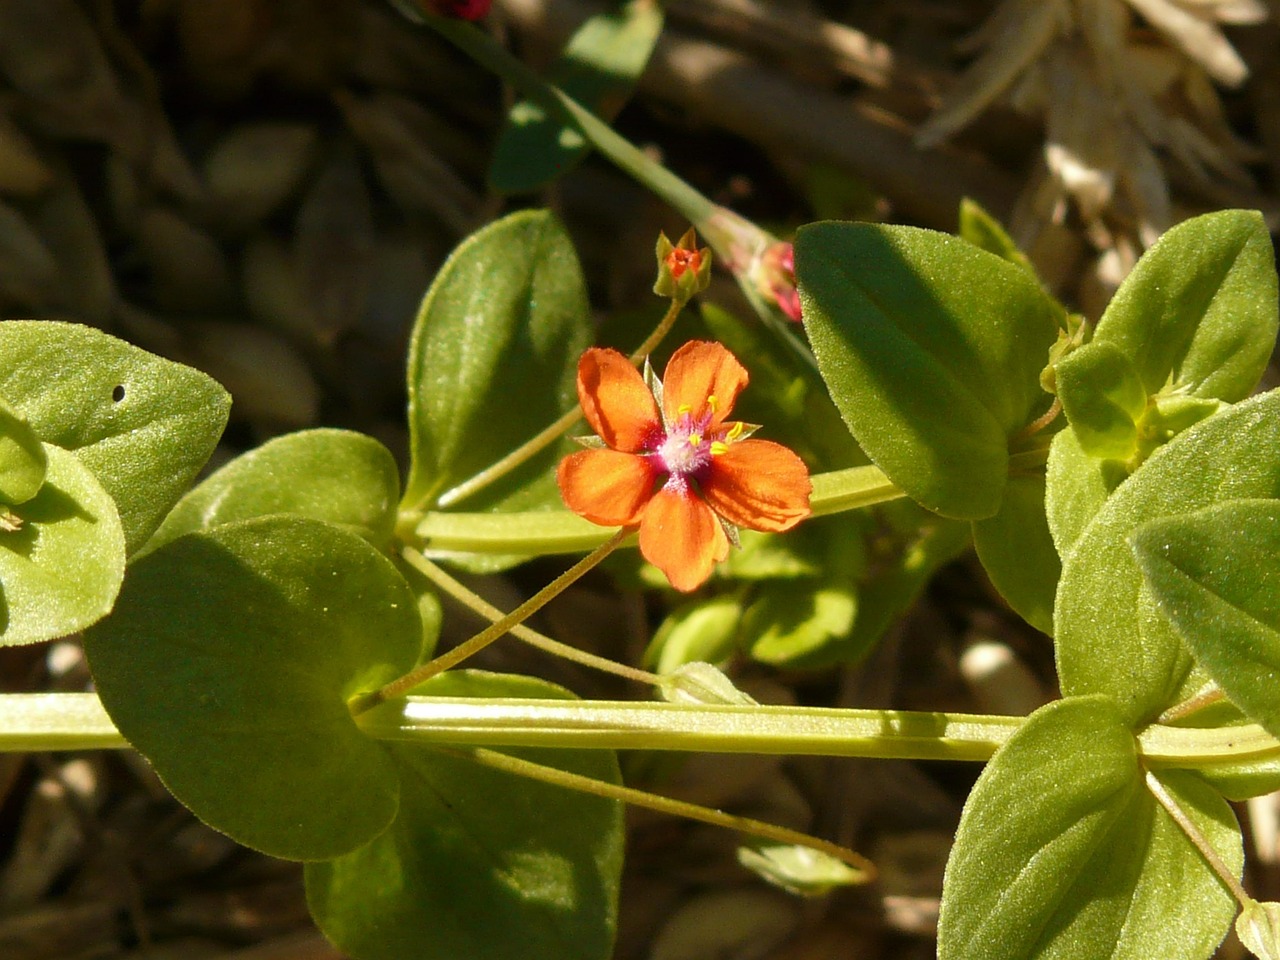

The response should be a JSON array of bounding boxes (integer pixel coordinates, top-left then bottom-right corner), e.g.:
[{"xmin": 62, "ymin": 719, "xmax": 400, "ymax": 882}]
[{"xmin": 654, "ymin": 228, "xmax": 712, "ymax": 300}]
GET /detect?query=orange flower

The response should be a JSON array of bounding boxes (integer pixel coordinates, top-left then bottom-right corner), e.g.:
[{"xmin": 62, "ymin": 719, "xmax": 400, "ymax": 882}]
[{"xmin": 557, "ymin": 341, "xmax": 811, "ymax": 591}]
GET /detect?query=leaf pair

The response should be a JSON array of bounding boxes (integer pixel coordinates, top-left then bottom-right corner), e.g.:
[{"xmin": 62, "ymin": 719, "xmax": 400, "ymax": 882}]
[{"xmin": 0, "ymin": 322, "xmax": 229, "ymax": 645}]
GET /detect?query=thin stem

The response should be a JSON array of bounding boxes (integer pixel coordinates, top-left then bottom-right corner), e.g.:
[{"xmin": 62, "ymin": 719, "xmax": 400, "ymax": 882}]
[
  {"xmin": 400, "ymin": 545, "xmax": 661, "ymax": 688},
  {"xmin": 424, "ymin": 17, "xmax": 818, "ymax": 374},
  {"xmin": 434, "ymin": 297, "xmax": 687, "ymax": 510},
  {"xmin": 353, "ymin": 529, "xmax": 631, "ymax": 714},
  {"xmin": 1158, "ymin": 684, "xmax": 1226, "ymax": 725},
  {"xmin": 1144, "ymin": 769, "xmax": 1249, "ymax": 905},
  {"xmin": 442, "ymin": 744, "xmax": 876, "ymax": 879},
  {"xmin": 1013, "ymin": 398, "xmax": 1062, "ymax": 443}
]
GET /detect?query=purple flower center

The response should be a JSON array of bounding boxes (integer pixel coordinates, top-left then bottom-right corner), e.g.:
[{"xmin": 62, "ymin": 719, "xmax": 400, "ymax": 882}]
[{"xmin": 650, "ymin": 412, "xmax": 715, "ymax": 491}]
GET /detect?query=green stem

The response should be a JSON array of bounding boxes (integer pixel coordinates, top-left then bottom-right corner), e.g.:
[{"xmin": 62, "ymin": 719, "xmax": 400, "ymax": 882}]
[
  {"xmin": 425, "ymin": 17, "xmax": 816, "ymax": 373},
  {"xmin": 1144, "ymin": 769, "xmax": 1249, "ymax": 905},
  {"xmin": 400, "ymin": 545, "xmax": 661, "ymax": 688},
  {"xmin": 434, "ymin": 296, "xmax": 687, "ymax": 510},
  {"xmin": 409, "ymin": 464, "xmax": 906, "ymax": 556},
  {"xmin": 9, "ymin": 693, "xmax": 1280, "ymax": 770},
  {"xmin": 430, "ymin": 18, "xmax": 713, "ymax": 223},
  {"xmin": 353, "ymin": 529, "xmax": 631, "ymax": 714},
  {"xmin": 446, "ymin": 744, "xmax": 875, "ymax": 879},
  {"xmin": 0, "ymin": 693, "xmax": 126, "ymax": 751}
]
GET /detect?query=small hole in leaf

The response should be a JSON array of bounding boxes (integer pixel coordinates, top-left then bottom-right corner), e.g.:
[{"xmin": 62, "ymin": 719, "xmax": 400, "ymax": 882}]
[{"xmin": 112, "ymin": 385, "xmax": 125, "ymax": 402}]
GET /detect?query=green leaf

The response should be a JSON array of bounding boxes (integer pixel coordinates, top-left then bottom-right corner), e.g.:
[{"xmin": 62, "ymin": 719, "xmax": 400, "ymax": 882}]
[
  {"xmin": 1131, "ymin": 500, "xmax": 1280, "ymax": 738},
  {"xmin": 1091, "ymin": 209, "xmax": 1277, "ymax": 402},
  {"xmin": 0, "ymin": 321, "xmax": 230, "ymax": 552},
  {"xmin": 1055, "ymin": 341, "xmax": 1148, "ymax": 461},
  {"xmin": 307, "ymin": 671, "xmax": 623, "ymax": 960},
  {"xmin": 83, "ymin": 516, "xmax": 422, "ymax": 861},
  {"xmin": 957, "ymin": 198, "xmax": 1034, "ymax": 275},
  {"xmin": 645, "ymin": 595, "xmax": 743, "ymax": 674},
  {"xmin": 1045, "ymin": 427, "xmax": 1127, "ymax": 561},
  {"xmin": 939, "ymin": 695, "xmax": 1240, "ymax": 960},
  {"xmin": 403, "ymin": 210, "xmax": 591, "ymax": 513},
  {"xmin": 0, "ymin": 444, "xmax": 124, "ymax": 646},
  {"xmin": 145, "ymin": 429, "xmax": 401, "ymax": 554},
  {"xmin": 1056, "ymin": 391, "xmax": 1280, "ymax": 724},
  {"xmin": 1238, "ymin": 900, "xmax": 1280, "ymax": 960},
  {"xmin": 0, "ymin": 395, "xmax": 46, "ymax": 506},
  {"xmin": 741, "ymin": 581, "xmax": 858, "ymax": 666},
  {"xmin": 797, "ymin": 222, "xmax": 1058, "ymax": 518},
  {"xmin": 971, "ymin": 474, "xmax": 1059, "ymax": 635},
  {"xmin": 489, "ymin": 0, "xmax": 663, "ymax": 194}
]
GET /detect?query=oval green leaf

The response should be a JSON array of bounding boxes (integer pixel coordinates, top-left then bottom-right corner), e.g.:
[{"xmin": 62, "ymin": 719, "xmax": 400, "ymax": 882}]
[
  {"xmin": 403, "ymin": 210, "xmax": 590, "ymax": 515},
  {"xmin": 145, "ymin": 428, "xmax": 401, "ymax": 554},
  {"xmin": 940, "ymin": 695, "xmax": 1240, "ymax": 960},
  {"xmin": 1131, "ymin": 499, "xmax": 1280, "ymax": 738},
  {"xmin": 83, "ymin": 516, "xmax": 423, "ymax": 861},
  {"xmin": 1056, "ymin": 391, "xmax": 1280, "ymax": 724},
  {"xmin": 0, "ymin": 443, "xmax": 124, "ymax": 646},
  {"xmin": 0, "ymin": 321, "xmax": 230, "ymax": 552},
  {"xmin": 0, "ymin": 394, "xmax": 46, "ymax": 506},
  {"xmin": 971, "ymin": 474, "xmax": 1058, "ymax": 635},
  {"xmin": 797, "ymin": 222, "xmax": 1059, "ymax": 518},
  {"xmin": 307, "ymin": 670, "xmax": 623, "ymax": 960},
  {"xmin": 1092, "ymin": 209, "xmax": 1277, "ymax": 402}
]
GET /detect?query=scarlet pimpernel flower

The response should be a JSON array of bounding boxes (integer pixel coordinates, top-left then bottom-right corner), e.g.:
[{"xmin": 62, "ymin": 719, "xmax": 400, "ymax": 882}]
[{"xmin": 557, "ymin": 341, "xmax": 811, "ymax": 592}]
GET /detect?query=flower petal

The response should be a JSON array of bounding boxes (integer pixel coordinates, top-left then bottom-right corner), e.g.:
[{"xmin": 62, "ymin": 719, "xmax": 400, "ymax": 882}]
[
  {"xmin": 558, "ymin": 449, "xmax": 657, "ymax": 526},
  {"xmin": 577, "ymin": 347, "xmax": 661, "ymax": 453},
  {"xmin": 702, "ymin": 439, "xmax": 811, "ymax": 532},
  {"xmin": 638, "ymin": 486, "xmax": 728, "ymax": 592},
  {"xmin": 662, "ymin": 341, "xmax": 748, "ymax": 430}
]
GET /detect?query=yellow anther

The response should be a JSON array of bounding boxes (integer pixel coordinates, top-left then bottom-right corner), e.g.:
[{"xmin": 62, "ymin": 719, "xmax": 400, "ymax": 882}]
[
  {"xmin": 689, "ymin": 433, "xmax": 702, "ymax": 447},
  {"xmin": 707, "ymin": 395, "xmax": 718, "ymax": 413},
  {"xmin": 710, "ymin": 441, "xmax": 728, "ymax": 456},
  {"xmin": 726, "ymin": 421, "xmax": 745, "ymax": 441},
  {"xmin": 677, "ymin": 403, "xmax": 692, "ymax": 416}
]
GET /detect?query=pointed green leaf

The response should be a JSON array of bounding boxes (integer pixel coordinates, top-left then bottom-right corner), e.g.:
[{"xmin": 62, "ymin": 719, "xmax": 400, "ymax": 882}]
[
  {"xmin": 307, "ymin": 671, "xmax": 623, "ymax": 960},
  {"xmin": 1055, "ymin": 341, "xmax": 1148, "ymax": 461},
  {"xmin": 0, "ymin": 395, "xmax": 46, "ymax": 506},
  {"xmin": 957, "ymin": 198, "xmax": 1034, "ymax": 275},
  {"xmin": 0, "ymin": 321, "xmax": 230, "ymax": 552},
  {"xmin": 0, "ymin": 444, "xmax": 124, "ymax": 645},
  {"xmin": 1056, "ymin": 391, "xmax": 1280, "ymax": 724},
  {"xmin": 146, "ymin": 429, "xmax": 401, "ymax": 554},
  {"xmin": 489, "ymin": 0, "xmax": 663, "ymax": 194},
  {"xmin": 83, "ymin": 517, "xmax": 423, "ymax": 861},
  {"xmin": 1132, "ymin": 500, "xmax": 1280, "ymax": 738},
  {"xmin": 797, "ymin": 222, "xmax": 1058, "ymax": 518},
  {"xmin": 1092, "ymin": 209, "xmax": 1277, "ymax": 402},
  {"xmin": 972, "ymin": 474, "xmax": 1058, "ymax": 635},
  {"xmin": 940, "ymin": 695, "xmax": 1240, "ymax": 960},
  {"xmin": 403, "ymin": 210, "xmax": 590, "ymax": 514}
]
